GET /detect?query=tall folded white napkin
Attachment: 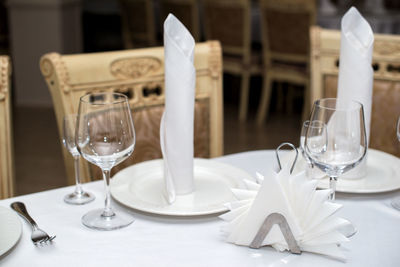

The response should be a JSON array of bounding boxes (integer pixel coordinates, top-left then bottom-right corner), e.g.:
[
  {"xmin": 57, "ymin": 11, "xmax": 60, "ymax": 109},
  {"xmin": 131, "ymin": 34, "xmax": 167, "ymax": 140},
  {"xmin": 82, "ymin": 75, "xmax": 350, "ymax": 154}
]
[
  {"xmin": 220, "ymin": 165, "xmax": 352, "ymax": 260},
  {"xmin": 160, "ymin": 14, "xmax": 195, "ymax": 204},
  {"xmin": 337, "ymin": 7, "xmax": 374, "ymax": 178}
]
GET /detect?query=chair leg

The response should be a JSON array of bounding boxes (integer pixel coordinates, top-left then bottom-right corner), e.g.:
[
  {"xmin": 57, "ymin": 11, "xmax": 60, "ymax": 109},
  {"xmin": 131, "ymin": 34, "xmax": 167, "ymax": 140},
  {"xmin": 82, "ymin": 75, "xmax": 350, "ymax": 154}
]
[
  {"xmin": 256, "ymin": 74, "xmax": 273, "ymax": 125},
  {"xmin": 239, "ymin": 72, "xmax": 250, "ymax": 122},
  {"xmin": 286, "ymin": 84, "xmax": 294, "ymax": 114},
  {"xmin": 276, "ymin": 82, "xmax": 284, "ymax": 112}
]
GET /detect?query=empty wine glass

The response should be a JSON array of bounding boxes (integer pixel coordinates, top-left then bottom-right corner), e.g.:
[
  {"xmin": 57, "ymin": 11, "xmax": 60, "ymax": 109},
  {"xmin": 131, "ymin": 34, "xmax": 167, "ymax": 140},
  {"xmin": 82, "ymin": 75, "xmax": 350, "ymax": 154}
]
[
  {"xmin": 76, "ymin": 92, "xmax": 136, "ymax": 230},
  {"xmin": 62, "ymin": 114, "xmax": 95, "ymax": 205},
  {"xmin": 391, "ymin": 116, "xmax": 400, "ymax": 210},
  {"xmin": 305, "ymin": 98, "xmax": 367, "ymax": 201},
  {"xmin": 300, "ymin": 120, "xmax": 327, "ymax": 179}
]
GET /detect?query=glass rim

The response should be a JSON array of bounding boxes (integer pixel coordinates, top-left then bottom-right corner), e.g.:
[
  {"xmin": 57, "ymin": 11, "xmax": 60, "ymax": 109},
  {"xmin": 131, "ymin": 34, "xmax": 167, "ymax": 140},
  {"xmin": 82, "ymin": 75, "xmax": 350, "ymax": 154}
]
[
  {"xmin": 79, "ymin": 92, "xmax": 128, "ymax": 105},
  {"xmin": 314, "ymin": 98, "xmax": 363, "ymax": 111},
  {"xmin": 303, "ymin": 120, "xmax": 325, "ymax": 129}
]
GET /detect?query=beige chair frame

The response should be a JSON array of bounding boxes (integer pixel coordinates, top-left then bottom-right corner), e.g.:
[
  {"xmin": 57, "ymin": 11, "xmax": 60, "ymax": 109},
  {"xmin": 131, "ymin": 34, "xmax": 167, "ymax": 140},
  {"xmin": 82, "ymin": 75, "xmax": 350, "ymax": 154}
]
[
  {"xmin": 40, "ymin": 41, "xmax": 224, "ymax": 185},
  {"xmin": 310, "ymin": 26, "xmax": 400, "ymax": 156},
  {"xmin": 310, "ymin": 26, "xmax": 400, "ymax": 102},
  {"xmin": 0, "ymin": 55, "xmax": 15, "ymax": 198}
]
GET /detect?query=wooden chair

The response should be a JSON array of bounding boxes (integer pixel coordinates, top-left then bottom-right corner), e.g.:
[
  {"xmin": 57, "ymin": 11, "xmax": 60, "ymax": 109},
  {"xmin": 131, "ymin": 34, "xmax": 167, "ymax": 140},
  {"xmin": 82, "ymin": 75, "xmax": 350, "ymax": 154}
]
[
  {"xmin": 40, "ymin": 41, "xmax": 224, "ymax": 185},
  {"xmin": 119, "ymin": 0, "xmax": 157, "ymax": 48},
  {"xmin": 257, "ymin": 0, "xmax": 317, "ymax": 124},
  {"xmin": 0, "ymin": 56, "xmax": 15, "ymax": 198},
  {"xmin": 159, "ymin": 0, "xmax": 200, "ymax": 41},
  {"xmin": 310, "ymin": 26, "xmax": 400, "ymax": 157},
  {"xmin": 202, "ymin": 0, "xmax": 262, "ymax": 121}
]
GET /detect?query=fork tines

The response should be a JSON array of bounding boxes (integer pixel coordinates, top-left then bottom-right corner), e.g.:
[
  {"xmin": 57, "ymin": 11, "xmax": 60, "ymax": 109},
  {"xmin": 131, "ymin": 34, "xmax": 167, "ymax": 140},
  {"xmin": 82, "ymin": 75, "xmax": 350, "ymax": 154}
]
[{"xmin": 34, "ymin": 235, "xmax": 56, "ymax": 245}]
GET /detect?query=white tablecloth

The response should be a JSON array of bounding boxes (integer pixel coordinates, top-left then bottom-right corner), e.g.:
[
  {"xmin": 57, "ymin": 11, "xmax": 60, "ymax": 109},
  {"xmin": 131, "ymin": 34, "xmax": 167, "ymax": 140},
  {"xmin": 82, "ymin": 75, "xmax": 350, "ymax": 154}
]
[{"xmin": 1, "ymin": 150, "xmax": 400, "ymax": 267}]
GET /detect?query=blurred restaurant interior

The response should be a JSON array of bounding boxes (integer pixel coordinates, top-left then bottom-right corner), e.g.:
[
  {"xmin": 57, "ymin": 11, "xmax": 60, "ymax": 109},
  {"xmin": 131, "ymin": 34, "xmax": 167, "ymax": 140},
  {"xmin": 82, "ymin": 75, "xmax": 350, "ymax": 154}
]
[{"xmin": 0, "ymin": 0, "xmax": 400, "ymax": 197}]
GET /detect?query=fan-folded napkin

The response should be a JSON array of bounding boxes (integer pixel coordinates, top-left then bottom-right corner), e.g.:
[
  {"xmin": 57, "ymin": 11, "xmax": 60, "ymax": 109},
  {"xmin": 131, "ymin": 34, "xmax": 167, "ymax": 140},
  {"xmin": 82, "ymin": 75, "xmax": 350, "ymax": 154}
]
[
  {"xmin": 160, "ymin": 14, "xmax": 195, "ymax": 204},
  {"xmin": 220, "ymin": 165, "xmax": 351, "ymax": 260},
  {"xmin": 337, "ymin": 7, "xmax": 374, "ymax": 178}
]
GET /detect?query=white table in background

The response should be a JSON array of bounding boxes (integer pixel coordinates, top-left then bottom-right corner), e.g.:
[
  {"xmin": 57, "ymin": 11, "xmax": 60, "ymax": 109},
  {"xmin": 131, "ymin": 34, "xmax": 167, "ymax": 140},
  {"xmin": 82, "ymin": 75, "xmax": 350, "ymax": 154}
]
[{"xmin": 0, "ymin": 150, "xmax": 399, "ymax": 267}]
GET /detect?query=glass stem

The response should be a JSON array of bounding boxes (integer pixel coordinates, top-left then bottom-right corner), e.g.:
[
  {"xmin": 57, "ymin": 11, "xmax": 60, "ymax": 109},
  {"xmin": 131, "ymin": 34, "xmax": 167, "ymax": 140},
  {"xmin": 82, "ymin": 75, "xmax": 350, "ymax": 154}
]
[
  {"xmin": 101, "ymin": 169, "xmax": 115, "ymax": 218},
  {"xmin": 73, "ymin": 156, "xmax": 83, "ymax": 195},
  {"xmin": 329, "ymin": 176, "xmax": 337, "ymax": 201}
]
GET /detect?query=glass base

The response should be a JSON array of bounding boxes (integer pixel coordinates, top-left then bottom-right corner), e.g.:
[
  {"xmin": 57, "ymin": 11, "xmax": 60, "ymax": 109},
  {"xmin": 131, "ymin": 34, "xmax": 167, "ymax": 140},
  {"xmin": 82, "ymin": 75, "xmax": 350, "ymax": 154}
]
[
  {"xmin": 64, "ymin": 191, "xmax": 95, "ymax": 205},
  {"xmin": 81, "ymin": 208, "xmax": 134, "ymax": 231},
  {"xmin": 391, "ymin": 197, "xmax": 400, "ymax": 210}
]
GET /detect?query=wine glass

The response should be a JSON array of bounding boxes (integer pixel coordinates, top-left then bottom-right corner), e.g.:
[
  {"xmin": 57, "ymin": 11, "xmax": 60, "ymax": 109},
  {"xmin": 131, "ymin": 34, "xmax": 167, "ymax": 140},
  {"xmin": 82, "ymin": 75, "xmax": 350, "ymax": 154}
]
[
  {"xmin": 304, "ymin": 98, "xmax": 367, "ymax": 201},
  {"xmin": 300, "ymin": 120, "xmax": 327, "ymax": 179},
  {"xmin": 76, "ymin": 92, "xmax": 136, "ymax": 230},
  {"xmin": 391, "ymin": 116, "xmax": 400, "ymax": 210},
  {"xmin": 62, "ymin": 114, "xmax": 95, "ymax": 205}
]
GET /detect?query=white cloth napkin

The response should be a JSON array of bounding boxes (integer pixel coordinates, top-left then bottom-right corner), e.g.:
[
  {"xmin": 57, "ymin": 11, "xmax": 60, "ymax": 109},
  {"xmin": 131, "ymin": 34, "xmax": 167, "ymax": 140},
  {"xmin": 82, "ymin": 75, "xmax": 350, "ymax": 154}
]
[
  {"xmin": 220, "ymin": 165, "xmax": 351, "ymax": 260},
  {"xmin": 337, "ymin": 7, "xmax": 374, "ymax": 179},
  {"xmin": 160, "ymin": 14, "xmax": 196, "ymax": 204}
]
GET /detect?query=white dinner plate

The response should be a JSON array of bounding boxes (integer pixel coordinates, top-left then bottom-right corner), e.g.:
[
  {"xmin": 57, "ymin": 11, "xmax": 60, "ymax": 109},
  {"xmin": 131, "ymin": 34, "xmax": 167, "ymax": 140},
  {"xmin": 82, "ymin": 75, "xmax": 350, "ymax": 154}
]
[
  {"xmin": 0, "ymin": 206, "xmax": 22, "ymax": 257},
  {"xmin": 284, "ymin": 148, "xmax": 400, "ymax": 193},
  {"xmin": 110, "ymin": 158, "xmax": 253, "ymax": 216}
]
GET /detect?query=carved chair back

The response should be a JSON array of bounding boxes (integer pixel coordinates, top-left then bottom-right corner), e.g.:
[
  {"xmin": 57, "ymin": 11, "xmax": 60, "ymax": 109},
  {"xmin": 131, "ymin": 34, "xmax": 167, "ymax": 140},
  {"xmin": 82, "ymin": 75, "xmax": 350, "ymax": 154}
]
[
  {"xmin": 160, "ymin": 0, "xmax": 200, "ymax": 41},
  {"xmin": 0, "ymin": 56, "xmax": 15, "ymax": 198},
  {"xmin": 310, "ymin": 26, "xmax": 400, "ymax": 157},
  {"xmin": 119, "ymin": 0, "xmax": 157, "ymax": 48},
  {"xmin": 40, "ymin": 41, "xmax": 224, "ymax": 184}
]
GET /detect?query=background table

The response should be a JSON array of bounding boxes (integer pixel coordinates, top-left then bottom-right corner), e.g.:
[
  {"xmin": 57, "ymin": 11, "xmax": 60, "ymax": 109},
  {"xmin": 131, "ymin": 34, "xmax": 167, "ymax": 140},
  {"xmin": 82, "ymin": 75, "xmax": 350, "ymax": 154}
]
[{"xmin": 1, "ymin": 150, "xmax": 400, "ymax": 266}]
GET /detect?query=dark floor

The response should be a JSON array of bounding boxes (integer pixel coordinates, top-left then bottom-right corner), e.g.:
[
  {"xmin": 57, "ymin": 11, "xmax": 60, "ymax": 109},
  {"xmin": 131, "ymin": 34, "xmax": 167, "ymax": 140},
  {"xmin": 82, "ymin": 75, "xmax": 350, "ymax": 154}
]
[{"xmin": 13, "ymin": 77, "xmax": 303, "ymax": 196}]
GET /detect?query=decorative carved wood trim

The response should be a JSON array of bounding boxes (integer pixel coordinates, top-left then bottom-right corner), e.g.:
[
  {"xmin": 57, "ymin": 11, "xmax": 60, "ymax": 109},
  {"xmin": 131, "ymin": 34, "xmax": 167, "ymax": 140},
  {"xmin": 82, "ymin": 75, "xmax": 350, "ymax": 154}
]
[
  {"xmin": 310, "ymin": 26, "xmax": 321, "ymax": 59},
  {"xmin": 0, "ymin": 56, "xmax": 9, "ymax": 96},
  {"xmin": 208, "ymin": 41, "xmax": 222, "ymax": 78},
  {"xmin": 40, "ymin": 55, "xmax": 55, "ymax": 78},
  {"xmin": 110, "ymin": 57, "xmax": 162, "ymax": 80},
  {"xmin": 40, "ymin": 53, "xmax": 71, "ymax": 92},
  {"xmin": 374, "ymin": 40, "xmax": 400, "ymax": 57}
]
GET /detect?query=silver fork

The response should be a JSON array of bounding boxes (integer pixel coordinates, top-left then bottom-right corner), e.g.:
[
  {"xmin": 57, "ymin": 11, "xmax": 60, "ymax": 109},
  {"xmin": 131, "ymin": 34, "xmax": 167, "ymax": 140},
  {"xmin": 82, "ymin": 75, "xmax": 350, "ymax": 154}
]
[{"xmin": 11, "ymin": 202, "xmax": 56, "ymax": 245}]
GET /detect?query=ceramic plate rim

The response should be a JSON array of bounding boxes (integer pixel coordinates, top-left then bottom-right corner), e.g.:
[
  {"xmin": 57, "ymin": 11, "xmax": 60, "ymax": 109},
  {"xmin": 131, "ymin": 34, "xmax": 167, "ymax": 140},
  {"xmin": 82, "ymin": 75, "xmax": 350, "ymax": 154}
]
[
  {"xmin": 288, "ymin": 148, "xmax": 400, "ymax": 193},
  {"xmin": 110, "ymin": 158, "xmax": 253, "ymax": 216},
  {"xmin": 0, "ymin": 206, "xmax": 22, "ymax": 257}
]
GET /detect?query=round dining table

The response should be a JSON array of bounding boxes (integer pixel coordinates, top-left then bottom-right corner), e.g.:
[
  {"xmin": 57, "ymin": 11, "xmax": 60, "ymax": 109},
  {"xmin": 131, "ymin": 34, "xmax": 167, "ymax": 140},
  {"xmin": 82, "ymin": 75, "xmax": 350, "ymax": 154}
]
[{"xmin": 0, "ymin": 150, "xmax": 399, "ymax": 266}]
